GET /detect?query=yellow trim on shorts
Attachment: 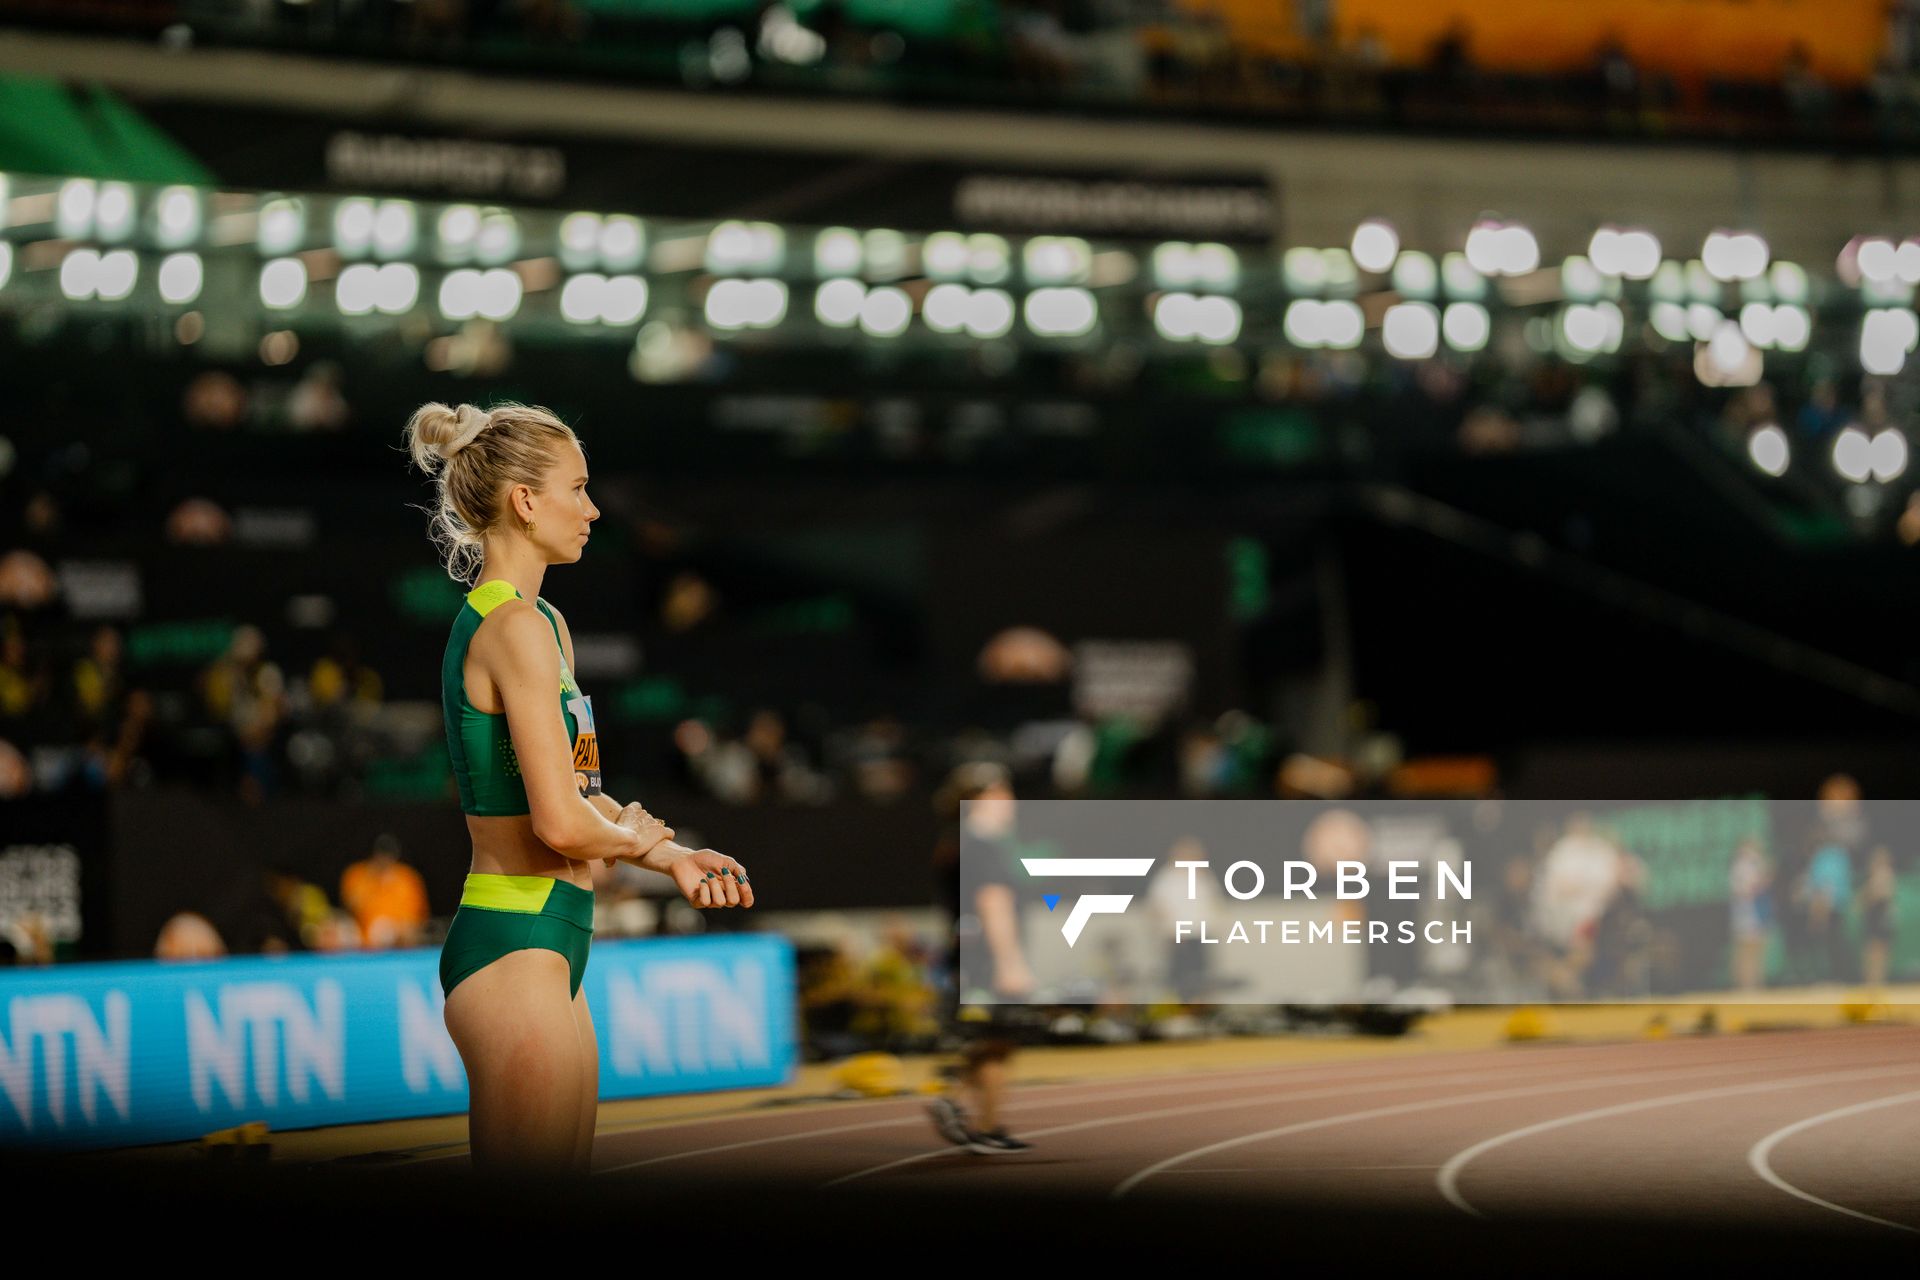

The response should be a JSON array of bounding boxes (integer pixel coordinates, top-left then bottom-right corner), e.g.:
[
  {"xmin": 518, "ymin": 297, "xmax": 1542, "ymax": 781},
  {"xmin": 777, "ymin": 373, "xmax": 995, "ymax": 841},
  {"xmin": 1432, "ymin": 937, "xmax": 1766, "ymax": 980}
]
[{"xmin": 458, "ymin": 872, "xmax": 557, "ymax": 914}]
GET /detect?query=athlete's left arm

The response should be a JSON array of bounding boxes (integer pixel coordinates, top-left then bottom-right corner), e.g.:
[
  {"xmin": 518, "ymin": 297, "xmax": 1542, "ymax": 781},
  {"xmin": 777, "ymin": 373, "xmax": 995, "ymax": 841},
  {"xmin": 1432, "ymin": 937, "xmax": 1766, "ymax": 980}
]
[{"xmin": 556, "ymin": 605, "xmax": 754, "ymax": 909}]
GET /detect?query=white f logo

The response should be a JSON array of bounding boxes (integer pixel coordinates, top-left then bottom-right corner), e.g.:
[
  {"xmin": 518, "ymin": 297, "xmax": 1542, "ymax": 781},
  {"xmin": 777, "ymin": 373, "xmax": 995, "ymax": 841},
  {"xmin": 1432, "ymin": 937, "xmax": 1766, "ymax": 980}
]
[{"xmin": 1021, "ymin": 858, "xmax": 1155, "ymax": 947}]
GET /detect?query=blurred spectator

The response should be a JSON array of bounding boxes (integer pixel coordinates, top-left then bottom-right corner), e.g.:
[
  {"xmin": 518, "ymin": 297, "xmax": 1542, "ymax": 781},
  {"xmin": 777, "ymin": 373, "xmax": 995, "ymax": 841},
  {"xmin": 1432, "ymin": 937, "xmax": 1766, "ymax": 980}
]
[
  {"xmin": 307, "ymin": 633, "xmax": 385, "ymax": 713},
  {"xmin": 0, "ymin": 552, "xmax": 58, "ymax": 609},
  {"xmin": 1859, "ymin": 846, "xmax": 1897, "ymax": 987},
  {"xmin": 288, "ymin": 361, "xmax": 351, "ymax": 433},
  {"xmin": 310, "ymin": 910, "xmax": 367, "ymax": 952},
  {"xmin": 1728, "ymin": 837, "xmax": 1774, "ymax": 991},
  {"xmin": 340, "ymin": 834, "xmax": 430, "ymax": 948},
  {"xmin": 155, "ymin": 911, "xmax": 227, "ymax": 961},
  {"xmin": 1798, "ymin": 839, "xmax": 1854, "ymax": 982},
  {"xmin": 199, "ymin": 625, "xmax": 289, "ymax": 802},
  {"xmin": 0, "ymin": 738, "xmax": 31, "ymax": 799},
  {"xmin": 71, "ymin": 625, "xmax": 153, "ymax": 790},
  {"xmin": 0, "ymin": 615, "xmax": 48, "ymax": 721},
  {"xmin": 166, "ymin": 497, "xmax": 234, "ymax": 546},
  {"xmin": 265, "ymin": 869, "xmax": 335, "ymax": 949}
]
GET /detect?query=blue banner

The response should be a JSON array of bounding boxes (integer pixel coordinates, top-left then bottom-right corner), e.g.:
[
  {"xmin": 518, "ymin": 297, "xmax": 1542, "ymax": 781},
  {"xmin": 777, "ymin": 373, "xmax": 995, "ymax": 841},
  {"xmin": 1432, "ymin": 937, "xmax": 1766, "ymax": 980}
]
[{"xmin": 0, "ymin": 934, "xmax": 796, "ymax": 1149}]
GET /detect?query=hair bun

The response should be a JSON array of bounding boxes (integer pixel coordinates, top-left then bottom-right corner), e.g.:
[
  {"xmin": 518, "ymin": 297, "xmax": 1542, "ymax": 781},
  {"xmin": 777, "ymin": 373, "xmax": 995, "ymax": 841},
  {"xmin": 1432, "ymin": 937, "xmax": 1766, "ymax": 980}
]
[{"xmin": 438, "ymin": 404, "xmax": 492, "ymax": 459}]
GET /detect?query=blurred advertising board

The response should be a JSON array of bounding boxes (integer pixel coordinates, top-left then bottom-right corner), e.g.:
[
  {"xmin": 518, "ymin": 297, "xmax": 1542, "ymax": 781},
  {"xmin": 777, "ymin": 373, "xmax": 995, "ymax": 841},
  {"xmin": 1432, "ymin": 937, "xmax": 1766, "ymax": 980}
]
[
  {"xmin": 0, "ymin": 933, "xmax": 795, "ymax": 1149},
  {"xmin": 1334, "ymin": 0, "xmax": 1885, "ymax": 85}
]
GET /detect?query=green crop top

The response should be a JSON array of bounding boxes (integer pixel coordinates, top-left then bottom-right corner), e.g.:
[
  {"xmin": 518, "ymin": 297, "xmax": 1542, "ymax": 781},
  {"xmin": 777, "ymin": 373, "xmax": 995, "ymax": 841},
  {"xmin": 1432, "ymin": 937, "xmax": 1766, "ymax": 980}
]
[{"xmin": 442, "ymin": 579, "xmax": 602, "ymax": 816}]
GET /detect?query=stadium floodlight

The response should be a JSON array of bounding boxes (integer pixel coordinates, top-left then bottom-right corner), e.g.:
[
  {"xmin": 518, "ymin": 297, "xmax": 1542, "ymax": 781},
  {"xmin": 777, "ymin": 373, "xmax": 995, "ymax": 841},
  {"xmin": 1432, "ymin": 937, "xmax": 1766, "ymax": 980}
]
[
  {"xmin": 59, "ymin": 249, "xmax": 99, "ymax": 300},
  {"xmin": 560, "ymin": 273, "xmax": 607, "ymax": 324},
  {"xmin": 1832, "ymin": 425, "xmax": 1873, "ymax": 482},
  {"xmin": 922, "ymin": 282, "xmax": 970, "ymax": 333},
  {"xmin": 333, "ymin": 198, "xmax": 376, "ymax": 256},
  {"xmin": 372, "ymin": 201, "xmax": 418, "ymax": 259},
  {"xmin": 1707, "ymin": 319, "xmax": 1752, "ymax": 374},
  {"xmin": 813, "ymin": 278, "xmax": 865, "ymax": 328},
  {"xmin": 1023, "ymin": 237, "xmax": 1092, "ymax": 286},
  {"xmin": 437, "ymin": 204, "xmax": 481, "ymax": 262},
  {"xmin": 475, "ymin": 268, "xmax": 522, "ymax": 321},
  {"xmin": 1771, "ymin": 305, "xmax": 1811, "ymax": 352},
  {"xmin": 1590, "ymin": 225, "xmax": 1661, "ymax": 279},
  {"xmin": 336, "ymin": 263, "xmax": 379, "ymax": 316},
  {"xmin": 1155, "ymin": 292, "xmax": 1200, "ymax": 342},
  {"xmin": 1383, "ymin": 301, "xmax": 1440, "ymax": 358},
  {"xmin": 1442, "ymin": 302, "xmax": 1490, "ymax": 352},
  {"xmin": 1650, "ymin": 301, "xmax": 1690, "ymax": 343},
  {"xmin": 1871, "ymin": 428, "xmax": 1910, "ymax": 482},
  {"xmin": 1466, "ymin": 218, "xmax": 1539, "ymax": 277},
  {"xmin": 963, "ymin": 288, "xmax": 1015, "ymax": 339},
  {"xmin": 153, "ymin": 186, "xmax": 201, "ymax": 250},
  {"xmin": 439, "ymin": 268, "xmax": 482, "ymax": 320},
  {"xmin": 1283, "ymin": 246, "xmax": 1330, "ymax": 294},
  {"xmin": 374, "ymin": 263, "xmax": 420, "ymax": 314},
  {"xmin": 600, "ymin": 275, "xmax": 648, "ymax": 326},
  {"xmin": 1321, "ymin": 299, "xmax": 1364, "ymax": 349},
  {"xmin": 857, "ymin": 285, "xmax": 912, "ymax": 337},
  {"xmin": 706, "ymin": 221, "xmax": 785, "ymax": 274},
  {"xmin": 1319, "ymin": 247, "xmax": 1358, "ymax": 293},
  {"xmin": 1284, "ymin": 299, "xmax": 1327, "ymax": 348},
  {"xmin": 1702, "ymin": 229, "xmax": 1769, "ymax": 282},
  {"xmin": 1561, "ymin": 256, "xmax": 1604, "ymax": 302},
  {"xmin": 94, "ymin": 182, "xmax": 136, "ymax": 243},
  {"xmin": 1350, "ymin": 219, "xmax": 1399, "ymax": 274},
  {"xmin": 56, "ymin": 179, "xmax": 97, "ymax": 239},
  {"xmin": 559, "ymin": 213, "xmax": 603, "ymax": 270},
  {"xmin": 1738, "ymin": 302, "xmax": 1778, "ymax": 349},
  {"xmin": 1686, "ymin": 303, "xmax": 1723, "ymax": 342},
  {"xmin": 815, "ymin": 227, "xmax": 864, "ymax": 278},
  {"xmin": 1856, "ymin": 236, "xmax": 1898, "ymax": 284},
  {"xmin": 474, "ymin": 209, "xmax": 519, "ymax": 267},
  {"xmin": 1897, "ymin": 240, "xmax": 1920, "ymax": 287},
  {"xmin": 1561, "ymin": 303, "xmax": 1618, "ymax": 355},
  {"xmin": 1190, "ymin": 243, "xmax": 1238, "ymax": 291},
  {"xmin": 864, "ymin": 229, "xmax": 907, "ymax": 281},
  {"xmin": 258, "ymin": 198, "xmax": 305, "ymax": 255},
  {"xmin": 1440, "ymin": 253, "xmax": 1486, "ymax": 300},
  {"xmin": 1769, "ymin": 260, "xmax": 1809, "ymax": 303},
  {"xmin": 705, "ymin": 277, "xmax": 788, "ymax": 330},
  {"xmin": 1023, "ymin": 286, "xmax": 1097, "ymax": 337},
  {"xmin": 1191, "ymin": 295, "xmax": 1241, "ymax": 344},
  {"xmin": 1747, "ymin": 424, "xmax": 1790, "ymax": 477},
  {"xmin": 967, "ymin": 234, "xmax": 1011, "ymax": 285},
  {"xmin": 93, "ymin": 250, "xmax": 139, "ymax": 300},
  {"xmin": 1860, "ymin": 307, "xmax": 1919, "ymax": 375},
  {"xmin": 1153, "ymin": 243, "xmax": 1200, "ymax": 290},
  {"xmin": 595, "ymin": 215, "xmax": 640, "ymax": 271},
  {"xmin": 920, "ymin": 232, "xmax": 968, "ymax": 282},
  {"xmin": 259, "ymin": 257, "xmax": 308, "ymax": 310},
  {"xmin": 1392, "ymin": 250, "xmax": 1438, "ymax": 300}
]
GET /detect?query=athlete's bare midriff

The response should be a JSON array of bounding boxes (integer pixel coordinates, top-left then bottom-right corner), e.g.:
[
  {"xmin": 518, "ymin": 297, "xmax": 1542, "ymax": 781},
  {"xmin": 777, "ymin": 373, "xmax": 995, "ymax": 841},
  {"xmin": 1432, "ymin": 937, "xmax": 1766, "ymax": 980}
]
[{"xmin": 461, "ymin": 607, "xmax": 594, "ymax": 891}]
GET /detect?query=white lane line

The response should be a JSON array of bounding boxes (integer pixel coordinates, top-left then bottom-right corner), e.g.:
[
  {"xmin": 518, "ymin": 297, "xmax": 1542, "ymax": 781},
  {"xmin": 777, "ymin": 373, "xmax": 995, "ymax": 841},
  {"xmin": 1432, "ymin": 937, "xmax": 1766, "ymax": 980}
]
[
  {"xmin": 1435, "ymin": 1064, "xmax": 1920, "ymax": 1219},
  {"xmin": 598, "ymin": 1054, "xmax": 1562, "ymax": 1176},
  {"xmin": 829, "ymin": 1055, "xmax": 1795, "ymax": 1190},
  {"xmin": 1747, "ymin": 1089, "xmax": 1920, "ymax": 1234},
  {"xmin": 1116, "ymin": 1059, "xmax": 1920, "ymax": 1202}
]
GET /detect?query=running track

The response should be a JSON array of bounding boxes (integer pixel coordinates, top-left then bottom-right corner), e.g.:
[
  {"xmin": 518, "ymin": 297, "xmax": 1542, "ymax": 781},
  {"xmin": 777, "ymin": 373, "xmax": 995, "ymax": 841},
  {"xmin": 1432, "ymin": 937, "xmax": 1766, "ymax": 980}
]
[{"xmin": 532, "ymin": 1025, "xmax": 1920, "ymax": 1233}]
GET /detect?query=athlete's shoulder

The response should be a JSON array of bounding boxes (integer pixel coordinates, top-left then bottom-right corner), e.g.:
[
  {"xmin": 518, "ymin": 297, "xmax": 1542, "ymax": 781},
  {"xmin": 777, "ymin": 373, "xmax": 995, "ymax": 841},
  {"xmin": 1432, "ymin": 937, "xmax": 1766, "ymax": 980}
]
[{"xmin": 473, "ymin": 597, "xmax": 553, "ymax": 657}]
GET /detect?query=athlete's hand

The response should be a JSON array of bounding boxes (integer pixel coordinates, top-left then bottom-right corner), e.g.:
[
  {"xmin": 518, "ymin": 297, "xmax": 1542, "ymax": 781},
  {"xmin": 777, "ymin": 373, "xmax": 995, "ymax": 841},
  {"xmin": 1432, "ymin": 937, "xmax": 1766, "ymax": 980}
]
[
  {"xmin": 611, "ymin": 802, "xmax": 674, "ymax": 868},
  {"xmin": 670, "ymin": 849, "xmax": 754, "ymax": 909}
]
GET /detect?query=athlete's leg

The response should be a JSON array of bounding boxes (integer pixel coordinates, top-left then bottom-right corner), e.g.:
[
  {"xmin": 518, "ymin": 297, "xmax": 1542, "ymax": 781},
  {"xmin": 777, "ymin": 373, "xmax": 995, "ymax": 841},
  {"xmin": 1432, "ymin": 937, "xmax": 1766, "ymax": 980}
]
[
  {"xmin": 444, "ymin": 948, "xmax": 583, "ymax": 1175},
  {"xmin": 571, "ymin": 985, "xmax": 599, "ymax": 1173}
]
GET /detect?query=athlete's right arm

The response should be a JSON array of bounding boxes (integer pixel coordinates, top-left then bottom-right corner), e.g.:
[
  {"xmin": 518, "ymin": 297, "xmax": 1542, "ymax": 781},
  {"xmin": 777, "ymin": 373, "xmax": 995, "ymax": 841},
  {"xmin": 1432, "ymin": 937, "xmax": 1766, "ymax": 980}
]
[{"xmin": 490, "ymin": 604, "xmax": 649, "ymax": 863}]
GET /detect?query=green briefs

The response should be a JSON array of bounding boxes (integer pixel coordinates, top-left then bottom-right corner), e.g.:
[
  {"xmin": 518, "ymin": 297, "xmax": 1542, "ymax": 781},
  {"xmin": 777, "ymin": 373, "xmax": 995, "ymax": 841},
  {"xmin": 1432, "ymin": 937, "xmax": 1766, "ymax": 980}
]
[{"xmin": 439, "ymin": 874, "xmax": 595, "ymax": 1000}]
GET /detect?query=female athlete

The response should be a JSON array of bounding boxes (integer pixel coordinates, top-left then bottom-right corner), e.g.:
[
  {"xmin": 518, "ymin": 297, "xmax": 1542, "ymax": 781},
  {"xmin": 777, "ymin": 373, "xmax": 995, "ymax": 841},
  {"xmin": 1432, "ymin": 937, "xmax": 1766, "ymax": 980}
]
[{"xmin": 405, "ymin": 400, "xmax": 753, "ymax": 1175}]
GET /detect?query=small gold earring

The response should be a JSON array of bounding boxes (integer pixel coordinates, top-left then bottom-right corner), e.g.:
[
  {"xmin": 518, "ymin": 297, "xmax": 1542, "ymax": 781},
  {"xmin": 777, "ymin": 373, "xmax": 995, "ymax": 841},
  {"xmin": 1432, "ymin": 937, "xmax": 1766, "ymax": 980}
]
[{"xmin": 524, "ymin": 519, "xmax": 536, "ymax": 536}]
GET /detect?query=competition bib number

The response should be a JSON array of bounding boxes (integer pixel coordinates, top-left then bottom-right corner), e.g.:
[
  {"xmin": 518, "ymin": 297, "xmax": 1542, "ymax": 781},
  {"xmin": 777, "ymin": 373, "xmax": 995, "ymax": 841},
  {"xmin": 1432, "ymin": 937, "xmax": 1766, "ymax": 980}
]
[{"xmin": 566, "ymin": 693, "xmax": 601, "ymax": 797}]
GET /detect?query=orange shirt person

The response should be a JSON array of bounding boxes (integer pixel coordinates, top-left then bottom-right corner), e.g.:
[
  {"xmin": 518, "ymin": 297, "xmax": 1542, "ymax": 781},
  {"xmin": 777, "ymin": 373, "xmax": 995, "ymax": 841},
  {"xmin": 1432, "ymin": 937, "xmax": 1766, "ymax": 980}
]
[{"xmin": 341, "ymin": 835, "xmax": 430, "ymax": 948}]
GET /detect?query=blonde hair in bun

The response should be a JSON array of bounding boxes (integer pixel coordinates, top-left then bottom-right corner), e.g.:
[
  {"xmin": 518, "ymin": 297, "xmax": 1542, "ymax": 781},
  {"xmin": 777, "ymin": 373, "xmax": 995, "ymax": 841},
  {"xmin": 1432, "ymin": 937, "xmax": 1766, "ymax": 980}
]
[{"xmin": 402, "ymin": 401, "xmax": 579, "ymax": 585}]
